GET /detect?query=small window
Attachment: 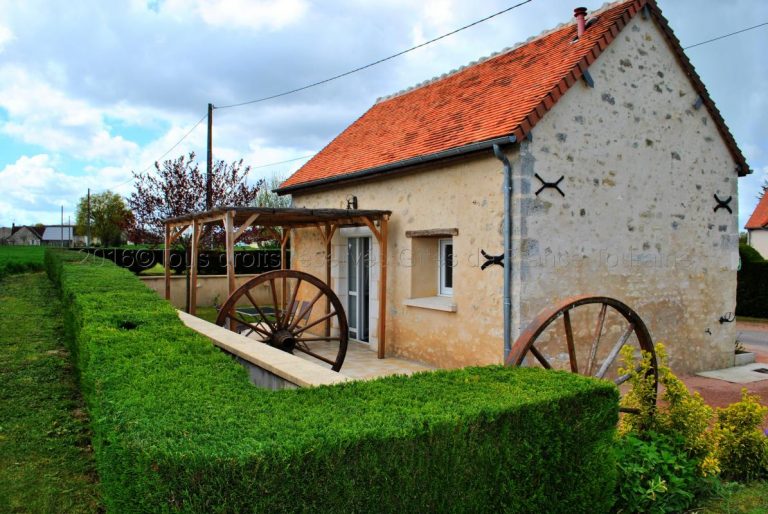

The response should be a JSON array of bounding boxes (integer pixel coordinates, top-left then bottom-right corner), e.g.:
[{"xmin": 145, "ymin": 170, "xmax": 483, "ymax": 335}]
[{"xmin": 438, "ymin": 238, "xmax": 453, "ymax": 296}]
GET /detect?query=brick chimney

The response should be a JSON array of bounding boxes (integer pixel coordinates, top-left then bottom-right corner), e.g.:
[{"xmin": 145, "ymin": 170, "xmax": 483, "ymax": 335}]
[{"xmin": 574, "ymin": 7, "xmax": 587, "ymax": 39}]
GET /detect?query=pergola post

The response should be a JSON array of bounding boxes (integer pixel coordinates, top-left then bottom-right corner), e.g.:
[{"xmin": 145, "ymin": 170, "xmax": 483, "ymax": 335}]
[
  {"xmin": 280, "ymin": 230, "xmax": 289, "ymax": 271},
  {"xmin": 378, "ymin": 216, "xmax": 388, "ymax": 359},
  {"xmin": 323, "ymin": 223, "xmax": 337, "ymax": 336},
  {"xmin": 189, "ymin": 220, "xmax": 201, "ymax": 315},
  {"xmin": 224, "ymin": 210, "xmax": 236, "ymax": 297},
  {"xmin": 164, "ymin": 224, "xmax": 171, "ymax": 300}
]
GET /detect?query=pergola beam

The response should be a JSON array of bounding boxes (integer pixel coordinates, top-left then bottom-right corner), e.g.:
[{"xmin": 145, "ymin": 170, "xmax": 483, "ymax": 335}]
[{"xmin": 189, "ymin": 220, "xmax": 202, "ymax": 315}]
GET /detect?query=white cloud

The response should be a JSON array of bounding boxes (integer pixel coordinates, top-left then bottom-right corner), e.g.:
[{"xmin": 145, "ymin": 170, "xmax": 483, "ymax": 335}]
[
  {"xmin": 161, "ymin": 0, "xmax": 308, "ymax": 30},
  {"xmin": 0, "ymin": 154, "xmax": 82, "ymax": 224},
  {"xmin": 0, "ymin": 66, "xmax": 139, "ymax": 159},
  {"xmin": 0, "ymin": 25, "xmax": 13, "ymax": 52}
]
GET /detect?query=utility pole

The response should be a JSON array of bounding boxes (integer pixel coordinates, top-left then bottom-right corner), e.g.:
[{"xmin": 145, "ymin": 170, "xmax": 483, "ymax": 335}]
[
  {"xmin": 206, "ymin": 103, "xmax": 213, "ymax": 211},
  {"xmin": 87, "ymin": 188, "xmax": 92, "ymax": 247}
]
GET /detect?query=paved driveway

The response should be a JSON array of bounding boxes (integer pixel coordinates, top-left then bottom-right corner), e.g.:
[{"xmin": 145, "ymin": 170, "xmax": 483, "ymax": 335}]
[
  {"xmin": 676, "ymin": 321, "xmax": 768, "ymax": 423},
  {"xmin": 736, "ymin": 321, "xmax": 768, "ymax": 349}
]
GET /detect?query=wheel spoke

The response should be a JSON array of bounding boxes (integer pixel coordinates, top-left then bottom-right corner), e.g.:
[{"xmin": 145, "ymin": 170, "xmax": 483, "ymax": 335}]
[
  {"xmin": 287, "ymin": 289, "xmax": 324, "ymax": 331},
  {"xmin": 294, "ymin": 345, "xmax": 337, "ymax": 366},
  {"xmin": 596, "ymin": 323, "xmax": 635, "ymax": 379},
  {"xmin": 244, "ymin": 290, "xmax": 276, "ymax": 332},
  {"xmin": 269, "ymin": 278, "xmax": 282, "ymax": 328},
  {"xmin": 614, "ymin": 364, "xmax": 644, "ymax": 386},
  {"xmin": 529, "ymin": 345, "xmax": 552, "ymax": 369},
  {"xmin": 281, "ymin": 278, "xmax": 302, "ymax": 327},
  {"xmin": 586, "ymin": 304, "xmax": 607, "ymax": 376},
  {"xmin": 231, "ymin": 313, "xmax": 272, "ymax": 338},
  {"xmin": 294, "ymin": 310, "xmax": 338, "ymax": 336},
  {"xmin": 563, "ymin": 310, "xmax": 578, "ymax": 373}
]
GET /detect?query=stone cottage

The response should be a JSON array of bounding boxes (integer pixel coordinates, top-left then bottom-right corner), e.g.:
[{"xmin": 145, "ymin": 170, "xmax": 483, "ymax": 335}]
[{"xmin": 277, "ymin": 0, "xmax": 750, "ymax": 373}]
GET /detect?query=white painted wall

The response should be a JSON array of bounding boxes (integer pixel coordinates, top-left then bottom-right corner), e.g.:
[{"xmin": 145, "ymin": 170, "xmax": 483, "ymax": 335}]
[{"xmin": 748, "ymin": 230, "xmax": 768, "ymax": 259}]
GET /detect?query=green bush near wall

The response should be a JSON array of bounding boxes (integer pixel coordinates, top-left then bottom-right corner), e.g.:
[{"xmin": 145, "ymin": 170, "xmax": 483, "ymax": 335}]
[
  {"xmin": 739, "ymin": 243, "xmax": 765, "ymax": 264},
  {"xmin": 0, "ymin": 246, "xmax": 45, "ymax": 279},
  {"xmin": 737, "ymin": 260, "xmax": 768, "ymax": 319},
  {"xmin": 45, "ymin": 249, "xmax": 619, "ymax": 513}
]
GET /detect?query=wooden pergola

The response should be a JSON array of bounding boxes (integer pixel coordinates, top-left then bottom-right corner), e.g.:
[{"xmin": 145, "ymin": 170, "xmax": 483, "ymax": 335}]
[{"xmin": 163, "ymin": 207, "xmax": 392, "ymax": 358}]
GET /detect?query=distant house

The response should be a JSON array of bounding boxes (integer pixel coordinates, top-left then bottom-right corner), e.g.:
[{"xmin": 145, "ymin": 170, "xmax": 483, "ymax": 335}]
[
  {"xmin": 746, "ymin": 193, "xmax": 768, "ymax": 258},
  {"xmin": 0, "ymin": 227, "xmax": 10, "ymax": 242},
  {"xmin": 41, "ymin": 225, "xmax": 84, "ymax": 247},
  {"xmin": 278, "ymin": 0, "xmax": 748, "ymax": 373},
  {"xmin": 4, "ymin": 226, "xmax": 43, "ymax": 246}
]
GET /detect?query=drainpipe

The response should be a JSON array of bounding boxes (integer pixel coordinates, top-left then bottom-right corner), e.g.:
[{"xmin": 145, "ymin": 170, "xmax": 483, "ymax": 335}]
[{"xmin": 493, "ymin": 143, "xmax": 513, "ymax": 361}]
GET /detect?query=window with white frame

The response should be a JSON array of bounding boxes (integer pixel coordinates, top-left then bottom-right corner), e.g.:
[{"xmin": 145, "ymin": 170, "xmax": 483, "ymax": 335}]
[{"xmin": 438, "ymin": 237, "xmax": 453, "ymax": 296}]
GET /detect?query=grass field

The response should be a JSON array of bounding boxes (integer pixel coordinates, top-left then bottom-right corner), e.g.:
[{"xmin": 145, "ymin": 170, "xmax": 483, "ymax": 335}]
[
  {"xmin": 697, "ymin": 481, "xmax": 768, "ymax": 513},
  {"xmin": 0, "ymin": 246, "xmax": 45, "ymax": 279},
  {"xmin": 0, "ymin": 272, "xmax": 101, "ymax": 513}
]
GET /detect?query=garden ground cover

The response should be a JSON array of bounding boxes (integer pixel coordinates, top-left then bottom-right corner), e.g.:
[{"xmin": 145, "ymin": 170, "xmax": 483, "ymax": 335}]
[{"xmin": 0, "ymin": 272, "xmax": 101, "ymax": 513}]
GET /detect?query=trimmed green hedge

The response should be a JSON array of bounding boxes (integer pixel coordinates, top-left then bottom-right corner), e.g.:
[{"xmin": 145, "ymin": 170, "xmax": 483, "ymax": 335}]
[
  {"xmin": 740, "ymin": 243, "xmax": 765, "ymax": 264},
  {"xmin": 737, "ymin": 260, "xmax": 768, "ymax": 319},
  {"xmin": 0, "ymin": 246, "xmax": 45, "ymax": 279},
  {"xmin": 46, "ymin": 249, "xmax": 619, "ymax": 513}
]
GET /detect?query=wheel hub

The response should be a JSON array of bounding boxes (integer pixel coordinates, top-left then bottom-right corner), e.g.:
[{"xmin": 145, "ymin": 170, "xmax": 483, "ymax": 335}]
[{"xmin": 270, "ymin": 329, "xmax": 297, "ymax": 353}]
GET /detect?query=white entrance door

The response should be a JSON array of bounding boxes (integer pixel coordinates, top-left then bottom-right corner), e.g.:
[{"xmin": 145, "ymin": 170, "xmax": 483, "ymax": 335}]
[{"xmin": 347, "ymin": 237, "xmax": 370, "ymax": 342}]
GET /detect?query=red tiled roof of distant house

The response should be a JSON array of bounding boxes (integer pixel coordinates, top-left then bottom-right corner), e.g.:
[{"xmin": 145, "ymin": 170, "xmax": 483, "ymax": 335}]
[
  {"xmin": 746, "ymin": 193, "xmax": 768, "ymax": 229},
  {"xmin": 279, "ymin": 0, "xmax": 749, "ymax": 192}
]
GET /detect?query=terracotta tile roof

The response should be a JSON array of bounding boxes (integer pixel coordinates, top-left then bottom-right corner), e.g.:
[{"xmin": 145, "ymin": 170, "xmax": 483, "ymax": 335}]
[
  {"xmin": 280, "ymin": 0, "xmax": 749, "ymax": 193},
  {"xmin": 746, "ymin": 193, "xmax": 768, "ymax": 230}
]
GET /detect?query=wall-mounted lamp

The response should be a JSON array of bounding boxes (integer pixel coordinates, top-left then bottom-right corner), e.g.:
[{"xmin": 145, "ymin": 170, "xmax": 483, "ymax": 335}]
[
  {"xmin": 346, "ymin": 195, "xmax": 358, "ymax": 210},
  {"xmin": 719, "ymin": 312, "xmax": 735, "ymax": 324}
]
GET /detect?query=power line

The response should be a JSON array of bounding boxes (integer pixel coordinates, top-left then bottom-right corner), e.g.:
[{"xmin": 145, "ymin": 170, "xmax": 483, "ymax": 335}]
[
  {"xmin": 250, "ymin": 154, "xmax": 315, "ymax": 170},
  {"xmin": 139, "ymin": 112, "xmax": 208, "ymax": 173},
  {"xmin": 684, "ymin": 21, "xmax": 768, "ymax": 50},
  {"xmin": 214, "ymin": 0, "xmax": 534, "ymax": 110}
]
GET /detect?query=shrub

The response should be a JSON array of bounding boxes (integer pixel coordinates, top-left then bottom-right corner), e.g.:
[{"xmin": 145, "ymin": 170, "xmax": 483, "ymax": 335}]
[
  {"xmin": 739, "ymin": 243, "xmax": 765, "ymax": 263},
  {"xmin": 737, "ymin": 260, "xmax": 768, "ymax": 318},
  {"xmin": 713, "ymin": 390, "xmax": 768, "ymax": 482},
  {"xmin": 45, "ymin": 249, "xmax": 620, "ymax": 513},
  {"xmin": 614, "ymin": 431, "xmax": 706, "ymax": 513},
  {"xmin": 619, "ymin": 344, "xmax": 716, "ymax": 475},
  {"xmin": 615, "ymin": 344, "xmax": 719, "ymax": 512}
]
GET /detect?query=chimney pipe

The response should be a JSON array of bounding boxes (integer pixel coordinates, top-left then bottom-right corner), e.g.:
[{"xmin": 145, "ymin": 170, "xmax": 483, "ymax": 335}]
[{"xmin": 574, "ymin": 7, "xmax": 587, "ymax": 39}]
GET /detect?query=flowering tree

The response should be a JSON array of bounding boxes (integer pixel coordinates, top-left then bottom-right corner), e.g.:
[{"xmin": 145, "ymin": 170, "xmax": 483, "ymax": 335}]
[{"xmin": 128, "ymin": 152, "xmax": 264, "ymax": 245}]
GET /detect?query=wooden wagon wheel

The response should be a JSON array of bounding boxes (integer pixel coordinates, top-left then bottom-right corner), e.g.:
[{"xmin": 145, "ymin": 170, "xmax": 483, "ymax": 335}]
[
  {"xmin": 215, "ymin": 270, "xmax": 349, "ymax": 372},
  {"xmin": 506, "ymin": 295, "xmax": 658, "ymax": 413}
]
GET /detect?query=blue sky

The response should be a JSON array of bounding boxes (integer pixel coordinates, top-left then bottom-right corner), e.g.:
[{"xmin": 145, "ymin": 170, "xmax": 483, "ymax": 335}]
[{"xmin": 0, "ymin": 0, "xmax": 765, "ymax": 228}]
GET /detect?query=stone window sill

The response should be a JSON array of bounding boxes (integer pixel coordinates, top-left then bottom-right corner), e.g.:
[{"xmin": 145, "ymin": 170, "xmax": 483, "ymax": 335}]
[{"xmin": 404, "ymin": 296, "xmax": 457, "ymax": 312}]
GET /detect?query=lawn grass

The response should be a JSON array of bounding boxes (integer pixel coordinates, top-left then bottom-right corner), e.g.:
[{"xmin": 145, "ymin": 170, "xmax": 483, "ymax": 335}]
[
  {"xmin": 194, "ymin": 305, "xmax": 219, "ymax": 324},
  {"xmin": 696, "ymin": 481, "xmax": 768, "ymax": 513},
  {"xmin": 0, "ymin": 246, "xmax": 45, "ymax": 279},
  {"xmin": 0, "ymin": 272, "xmax": 101, "ymax": 513},
  {"xmin": 736, "ymin": 315, "xmax": 768, "ymax": 325}
]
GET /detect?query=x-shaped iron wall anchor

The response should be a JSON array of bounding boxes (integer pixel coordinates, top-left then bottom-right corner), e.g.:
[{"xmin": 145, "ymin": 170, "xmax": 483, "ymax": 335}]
[
  {"xmin": 534, "ymin": 173, "xmax": 565, "ymax": 197},
  {"xmin": 713, "ymin": 194, "xmax": 732, "ymax": 214},
  {"xmin": 480, "ymin": 249, "xmax": 503, "ymax": 270}
]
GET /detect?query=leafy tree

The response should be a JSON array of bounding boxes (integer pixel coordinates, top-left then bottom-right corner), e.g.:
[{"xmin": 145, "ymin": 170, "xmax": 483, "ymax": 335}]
[
  {"xmin": 759, "ymin": 178, "xmax": 767, "ymax": 200},
  {"xmin": 128, "ymin": 152, "xmax": 264, "ymax": 245},
  {"xmin": 75, "ymin": 191, "xmax": 132, "ymax": 247},
  {"xmin": 251, "ymin": 174, "xmax": 291, "ymax": 209}
]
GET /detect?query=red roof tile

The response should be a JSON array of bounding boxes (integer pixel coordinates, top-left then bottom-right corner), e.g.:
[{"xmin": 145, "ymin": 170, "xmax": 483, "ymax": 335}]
[
  {"xmin": 746, "ymin": 193, "xmax": 768, "ymax": 230},
  {"xmin": 280, "ymin": 0, "xmax": 748, "ymax": 192}
]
